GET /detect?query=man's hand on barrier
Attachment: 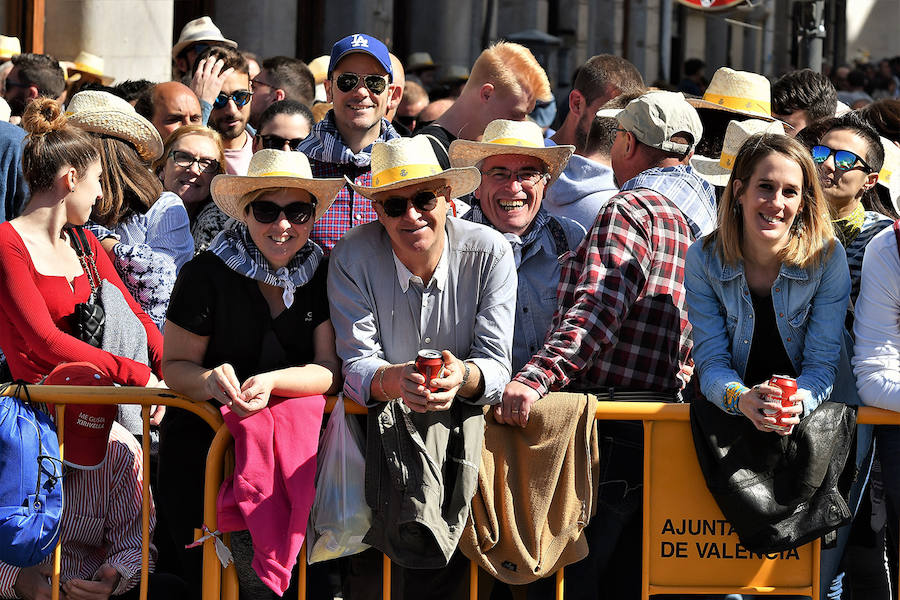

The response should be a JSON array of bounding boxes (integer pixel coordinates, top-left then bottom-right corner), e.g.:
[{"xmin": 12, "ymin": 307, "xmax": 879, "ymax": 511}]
[
  {"xmin": 13, "ymin": 563, "xmax": 53, "ymax": 600},
  {"xmin": 61, "ymin": 564, "xmax": 119, "ymax": 600},
  {"xmin": 497, "ymin": 381, "xmax": 540, "ymax": 428},
  {"xmin": 426, "ymin": 350, "xmax": 465, "ymax": 411},
  {"xmin": 205, "ymin": 363, "xmax": 242, "ymax": 409},
  {"xmin": 191, "ymin": 57, "xmax": 234, "ymax": 107}
]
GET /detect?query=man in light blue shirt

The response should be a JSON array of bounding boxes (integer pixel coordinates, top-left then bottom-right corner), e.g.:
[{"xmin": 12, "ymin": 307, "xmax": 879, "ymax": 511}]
[
  {"xmin": 328, "ymin": 135, "xmax": 516, "ymax": 598},
  {"xmin": 450, "ymin": 119, "xmax": 585, "ymax": 381}
]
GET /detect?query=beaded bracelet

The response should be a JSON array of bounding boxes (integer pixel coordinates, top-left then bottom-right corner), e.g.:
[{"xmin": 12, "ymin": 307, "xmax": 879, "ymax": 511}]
[{"xmin": 723, "ymin": 382, "xmax": 749, "ymax": 415}]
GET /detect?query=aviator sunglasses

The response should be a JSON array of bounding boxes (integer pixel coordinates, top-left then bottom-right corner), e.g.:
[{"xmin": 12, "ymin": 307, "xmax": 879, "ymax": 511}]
[
  {"xmin": 378, "ymin": 190, "xmax": 440, "ymax": 218},
  {"xmin": 811, "ymin": 145, "xmax": 873, "ymax": 173},
  {"xmin": 334, "ymin": 72, "xmax": 389, "ymax": 95},
  {"xmin": 213, "ymin": 90, "xmax": 253, "ymax": 110},
  {"xmin": 249, "ymin": 199, "xmax": 318, "ymax": 225}
]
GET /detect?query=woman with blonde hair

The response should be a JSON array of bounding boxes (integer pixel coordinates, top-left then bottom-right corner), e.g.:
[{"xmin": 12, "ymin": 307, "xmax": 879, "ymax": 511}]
[{"xmin": 152, "ymin": 125, "xmax": 230, "ymax": 252}]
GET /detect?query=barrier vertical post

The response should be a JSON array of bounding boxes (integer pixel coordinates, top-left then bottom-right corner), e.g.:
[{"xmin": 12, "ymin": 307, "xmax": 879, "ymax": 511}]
[
  {"xmin": 383, "ymin": 554, "xmax": 391, "ymax": 599},
  {"xmin": 298, "ymin": 542, "xmax": 306, "ymax": 600}
]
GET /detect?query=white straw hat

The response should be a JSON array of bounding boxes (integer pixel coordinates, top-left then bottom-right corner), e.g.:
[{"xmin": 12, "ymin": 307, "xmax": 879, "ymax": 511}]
[
  {"xmin": 691, "ymin": 119, "xmax": 786, "ymax": 186},
  {"xmin": 172, "ymin": 16, "xmax": 237, "ymax": 59},
  {"xmin": 878, "ymin": 136, "xmax": 900, "ymax": 212},
  {"xmin": 67, "ymin": 51, "xmax": 114, "ymax": 85},
  {"xmin": 0, "ymin": 35, "xmax": 21, "ymax": 61},
  {"xmin": 66, "ymin": 90, "xmax": 163, "ymax": 162},
  {"xmin": 211, "ymin": 149, "xmax": 344, "ymax": 223},
  {"xmin": 448, "ymin": 119, "xmax": 574, "ymax": 185},
  {"xmin": 687, "ymin": 67, "xmax": 776, "ymax": 122},
  {"xmin": 347, "ymin": 136, "xmax": 481, "ymax": 199}
]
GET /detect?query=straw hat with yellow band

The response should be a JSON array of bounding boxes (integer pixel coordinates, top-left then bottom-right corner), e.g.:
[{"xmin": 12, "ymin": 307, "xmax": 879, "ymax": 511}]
[
  {"xmin": 66, "ymin": 51, "xmax": 114, "ymax": 85},
  {"xmin": 448, "ymin": 119, "xmax": 574, "ymax": 185},
  {"xmin": 878, "ymin": 136, "xmax": 900, "ymax": 212},
  {"xmin": 0, "ymin": 35, "xmax": 21, "ymax": 61},
  {"xmin": 687, "ymin": 67, "xmax": 776, "ymax": 122},
  {"xmin": 691, "ymin": 119, "xmax": 786, "ymax": 187},
  {"xmin": 347, "ymin": 135, "xmax": 481, "ymax": 199},
  {"xmin": 211, "ymin": 149, "xmax": 344, "ymax": 223}
]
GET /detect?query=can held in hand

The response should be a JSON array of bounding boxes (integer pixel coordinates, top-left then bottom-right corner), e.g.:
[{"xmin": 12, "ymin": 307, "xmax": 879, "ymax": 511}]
[
  {"xmin": 415, "ymin": 349, "xmax": 444, "ymax": 391},
  {"xmin": 763, "ymin": 374, "xmax": 798, "ymax": 431}
]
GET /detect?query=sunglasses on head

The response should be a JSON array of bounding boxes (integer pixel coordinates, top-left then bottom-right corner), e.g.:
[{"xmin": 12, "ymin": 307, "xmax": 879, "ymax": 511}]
[
  {"xmin": 334, "ymin": 72, "xmax": 389, "ymax": 95},
  {"xmin": 260, "ymin": 134, "xmax": 305, "ymax": 151},
  {"xmin": 811, "ymin": 145, "xmax": 873, "ymax": 173},
  {"xmin": 378, "ymin": 190, "xmax": 441, "ymax": 218},
  {"xmin": 213, "ymin": 90, "xmax": 253, "ymax": 110},
  {"xmin": 248, "ymin": 199, "xmax": 317, "ymax": 225}
]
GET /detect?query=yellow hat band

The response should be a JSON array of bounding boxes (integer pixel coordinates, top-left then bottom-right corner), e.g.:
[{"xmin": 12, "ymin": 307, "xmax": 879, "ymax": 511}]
[
  {"xmin": 718, "ymin": 152, "xmax": 736, "ymax": 170},
  {"xmin": 703, "ymin": 93, "xmax": 771, "ymax": 116},
  {"xmin": 881, "ymin": 167, "xmax": 892, "ymax": 185},
  {"xmin": 74, "ymin": 63, "xmax": 103, "ymax": 77},
  {"xmin": 372, "ymin": 163, "xmax": 442, "ymax": 186},
  {"xmin": 256, "ymin": 170, "xmax": 308, "ymax": 178},
  {"xmin": 487, "ymin": 136, "xmax": 542, "ymax": 148}
]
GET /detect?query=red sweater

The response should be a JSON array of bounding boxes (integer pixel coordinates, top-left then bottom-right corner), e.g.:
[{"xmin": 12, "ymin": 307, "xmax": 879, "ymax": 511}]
[{"xmin": 0, "ymin": 222, "xmax": 162, "ymax": 385}]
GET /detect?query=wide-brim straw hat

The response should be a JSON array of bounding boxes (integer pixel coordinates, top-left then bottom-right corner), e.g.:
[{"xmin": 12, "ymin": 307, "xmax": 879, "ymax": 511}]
[
  {"xmin": 878, "ymin": 136, "xmax": 900, "ymax": 211},
  {"xmin": 449, "ymin": 119, "xmax": 574, "ymax": 185},
  {"xmin": 687, "ymin": 67, "xmax": 776, "ymax": 122},
  {"xmin": 67, "ymin": 51, "xmax": 114, "ymax": 85},
  {"xmin": 407, "ymin": 52, "xmax": 437, "ymax": 72},
  {"xmin": 0, "ymin": 35, "xmax": 21, "ymax": 61},
  {"xmin": 172, "ymin": 16, "xmax": 237, "ymax": 59},
  {"xmin": 211, "ymin": 149, "xmax": 344, "ymax": 223},
  {"xmin": 691, "ymin": 119, "xmax": 786, "ymax": 186},
  {"xmin": 308, "ymin": 55, "xmax": 330, "ymax": 86},
  {"xmin": 66, "ymin": 90, "xmax": 163, "ymax": 162},
  {"xmin": 347, "ymin": 135, "xmax": 481, "ymax": 199}
]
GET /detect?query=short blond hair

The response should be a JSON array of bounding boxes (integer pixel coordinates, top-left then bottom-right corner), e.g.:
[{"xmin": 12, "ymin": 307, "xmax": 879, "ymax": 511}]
[{"xmin": 467, "ymin": 41, "xmax": 551, "ymax": 103}]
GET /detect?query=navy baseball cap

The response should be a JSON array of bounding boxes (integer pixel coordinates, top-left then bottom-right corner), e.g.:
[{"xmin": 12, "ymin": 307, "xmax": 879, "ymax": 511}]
[{"xmin": 328, "ymin": 33, "xmax": 393, "ymax": 81}]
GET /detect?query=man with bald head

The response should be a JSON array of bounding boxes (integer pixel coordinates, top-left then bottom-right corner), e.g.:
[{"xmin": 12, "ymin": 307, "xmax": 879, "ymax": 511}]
[
  {"xmin": 385, "ymin": 53, "xmax": 408, "ymax": 135},
  {"xmin": 147, "ymin": 81, "xmax": 202, "ymax": 141}
]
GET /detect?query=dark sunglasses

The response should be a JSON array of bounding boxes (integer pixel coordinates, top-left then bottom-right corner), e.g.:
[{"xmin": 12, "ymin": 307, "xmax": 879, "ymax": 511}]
[
  {"xmin": 260, "ymin": 134, "xmax": 305, "ymax": 151},
  {"xmin": 212, "ymin": 90, "xmax": 253, "ymax": 110},
  {"xmin": 378, "ymin": 190, "xmax": 440, "ymax": 218},
  {"xmin": 169, "ymin": 150, "xmax": 219, "ymax": 173},
  {"xmin": 249, "ymin": 199, "xmax": 317, "ymax": 225},
  {"xmin": 335, "ymin": 72, "xmax": 389, "ymax": 95},
  {"xmin": 811, "ymin": 145, "xmax": 873, "ymax": 173}
]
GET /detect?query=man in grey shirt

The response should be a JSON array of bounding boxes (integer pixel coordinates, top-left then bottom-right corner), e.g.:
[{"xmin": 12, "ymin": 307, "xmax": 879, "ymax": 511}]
[{"xmin": 328, "ymin": 135, "xmax": 516, "ymax": 599}]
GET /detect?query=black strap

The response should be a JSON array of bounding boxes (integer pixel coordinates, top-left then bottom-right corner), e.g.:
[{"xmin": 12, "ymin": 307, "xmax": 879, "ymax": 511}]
[
  {"xmin": 546, "ymin": 216, "xmax": 570, "ymax": 257},
  {"xmin": 67, "ymin": 226, "xmax": 102, "ymax": 294}
]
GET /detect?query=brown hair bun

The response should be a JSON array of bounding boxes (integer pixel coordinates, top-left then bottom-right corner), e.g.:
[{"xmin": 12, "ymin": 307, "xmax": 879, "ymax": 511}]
[{"xmin": 22, "ymin": 97, "xmax": 67, "ymax": 136}]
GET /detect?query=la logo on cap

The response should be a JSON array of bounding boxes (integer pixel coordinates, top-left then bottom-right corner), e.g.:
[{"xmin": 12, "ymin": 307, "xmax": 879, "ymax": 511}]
[{"xmin": 351, "ymin": 34, "xmax": 369, "ymax": 48}]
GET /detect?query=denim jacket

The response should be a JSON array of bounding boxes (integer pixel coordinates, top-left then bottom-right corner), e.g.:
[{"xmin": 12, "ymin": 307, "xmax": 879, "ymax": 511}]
[{"xmin": 685, "ymin": 237, "xmax": 851, "ymax": 415}]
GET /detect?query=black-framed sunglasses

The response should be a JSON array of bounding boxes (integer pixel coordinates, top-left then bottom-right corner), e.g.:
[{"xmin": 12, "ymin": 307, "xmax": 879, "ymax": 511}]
[
  {"xmin": 169, "ymin": 150, "xmax": 219, "ymax": 173},
  {"xmin": 378, "ymin": 190, "xmax": 441, "ymax": 218},
  {"xmin": 259, "ymin": 134, "xmax": 305, "ymax": 151},
  {"xmin": 335, "ymin": 72, "xmax": 389, "ymax": 95},
  {"xmin": 248, "ymin": 199, "xmax": 317, "ymax": 225},
  {"xmin": 213, "ymin": 90, "xmax": 253, "ymax": 110},
  {"xmin": 811, "ymin": 145, "xmax": 873, "ymax": 173}
]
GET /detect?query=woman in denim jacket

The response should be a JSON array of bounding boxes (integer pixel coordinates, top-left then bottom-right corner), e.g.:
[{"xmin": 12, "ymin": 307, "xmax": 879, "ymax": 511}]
[{"xmin": 686, "ymin": 133, "xmax": 849, "ymax": 432}]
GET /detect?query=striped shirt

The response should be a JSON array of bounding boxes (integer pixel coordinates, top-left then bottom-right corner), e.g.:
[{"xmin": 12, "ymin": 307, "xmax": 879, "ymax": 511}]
[
  {"xmin": 844, "ymin": 210, "xmax": 892, "ymax": 306},
  {"xmin": 0, "ymin": 423, "xmax": 156, "ymax": 598}
]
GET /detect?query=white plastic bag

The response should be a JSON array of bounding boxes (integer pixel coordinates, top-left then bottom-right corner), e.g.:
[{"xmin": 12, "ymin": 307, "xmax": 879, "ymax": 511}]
[{"xmin": 306, "ymin": 394, "xmax": 371, "ymax": 563}]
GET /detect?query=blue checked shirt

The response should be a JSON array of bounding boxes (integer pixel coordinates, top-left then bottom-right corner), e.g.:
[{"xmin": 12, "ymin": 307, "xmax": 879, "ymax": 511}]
[{"xmin": 619, "ymin": 165, "xmax": 717, "ymax": 238}]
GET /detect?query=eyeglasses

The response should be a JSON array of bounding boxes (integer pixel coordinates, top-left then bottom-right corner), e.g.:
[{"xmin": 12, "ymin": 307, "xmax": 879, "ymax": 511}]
[
  {"xmin": 212, "ymin": 90, "xmax": 253, "ymax": 110},
  {"xmin": 483, "ymin": 167, "xmax": 548, "ymax": 187},
  {"xmin": 169, "ymin": 150, "xmax": 219, "ymax": 173},
  {"xmin": 377, "ymin": 190, "xmax": 441, "ymax": 218},
  {"xmin": 250, "ymin": 79, "xmax": 275, "ymax": 92},
  {"xmin": 249, "ymin": 199, "xmax": 317, "ymax": 225},
  {"xmin": 334, "ymin": 72, "xmax": 389, "ymax": 95},
  {"xmin": 259, "ymin": 134, "xmax": 305, "ymax": 151},
  {"xmin": 811, "ymin": 145, "xmax": 873, "ymax": 173}
]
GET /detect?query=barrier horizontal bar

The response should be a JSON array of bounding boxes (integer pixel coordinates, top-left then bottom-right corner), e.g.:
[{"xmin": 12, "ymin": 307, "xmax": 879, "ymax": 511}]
[{"xmin": 648, "ymin": 584, "xmax": 812, "ymax": 595}]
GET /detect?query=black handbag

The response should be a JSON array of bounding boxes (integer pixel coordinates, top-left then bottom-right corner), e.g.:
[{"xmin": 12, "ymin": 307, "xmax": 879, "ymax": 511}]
[{"xmin": 67, "ymin": 227, "xmax": 105, "ymax": 347}]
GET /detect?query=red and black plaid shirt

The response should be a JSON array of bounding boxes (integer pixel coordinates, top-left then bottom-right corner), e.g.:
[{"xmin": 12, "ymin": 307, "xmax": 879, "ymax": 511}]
[
  {"xmin": 307, "ymin": 159, "xmax": 378, "ymax": 255},
  {"xmin": 514, "ymin": 188, "xmax": 694, "ymax": 395}
]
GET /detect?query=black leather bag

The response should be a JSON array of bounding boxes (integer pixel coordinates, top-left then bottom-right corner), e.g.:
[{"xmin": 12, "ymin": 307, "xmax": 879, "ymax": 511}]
[{"xmin": 67, "ymin": 227, "xmax": 105, "ymax": 347}]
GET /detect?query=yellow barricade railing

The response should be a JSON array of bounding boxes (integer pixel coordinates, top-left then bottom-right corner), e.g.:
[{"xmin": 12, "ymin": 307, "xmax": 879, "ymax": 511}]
[{"xmin": 4, "ymin": 384, "xmax": 900, "ymax": 600}]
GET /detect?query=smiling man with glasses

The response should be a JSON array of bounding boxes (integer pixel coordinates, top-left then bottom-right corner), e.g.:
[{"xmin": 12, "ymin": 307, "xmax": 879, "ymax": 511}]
[
  {"xmin": 296, "ymin": 33, "xmax": 401, "ymax": 254},
  {"xmin": 328, "ymin": 135, "xmax": 515, "ymax": 598}
]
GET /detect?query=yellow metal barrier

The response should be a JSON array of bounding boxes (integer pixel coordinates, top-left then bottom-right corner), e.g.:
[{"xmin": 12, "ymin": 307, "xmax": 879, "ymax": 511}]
[
  {"xmin": 0, "ymin": 384, "xmax": 223, "ymax": 600},
  {"xmin": 5, "ymin": 383, "xmax": 899, "ymax": 600}
]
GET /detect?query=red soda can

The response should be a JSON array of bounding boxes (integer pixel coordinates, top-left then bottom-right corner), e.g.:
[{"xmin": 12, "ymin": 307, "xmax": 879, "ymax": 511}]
[
  {"xmin": 763, "ymin": 374, "xmax": 798, "ymax": 430},
  {"xmin": 415, "ymin": 349, "xmax": 444, "ymax": 391}
]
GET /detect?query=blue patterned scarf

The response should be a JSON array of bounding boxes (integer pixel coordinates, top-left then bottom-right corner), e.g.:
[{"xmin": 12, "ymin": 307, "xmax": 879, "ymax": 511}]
[
  {"xmin": 207, "ymin": 225, "xmax": 322, "ymax": 308},
  {"xmin": 295, "ymin": 110, "xmax": 400, "ymax": 168}
]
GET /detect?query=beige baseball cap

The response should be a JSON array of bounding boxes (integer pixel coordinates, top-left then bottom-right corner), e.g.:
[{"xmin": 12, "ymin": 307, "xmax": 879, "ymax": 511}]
[{"xmin": 596, "ymin": 90, "xmax": 703, "ymax": 155}]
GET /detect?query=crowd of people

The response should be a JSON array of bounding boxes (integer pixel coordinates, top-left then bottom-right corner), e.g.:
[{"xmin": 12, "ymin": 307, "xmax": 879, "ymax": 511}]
[{"xmin": 0, "ymin": 15, "xmax": 898, "ymax": 600}]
